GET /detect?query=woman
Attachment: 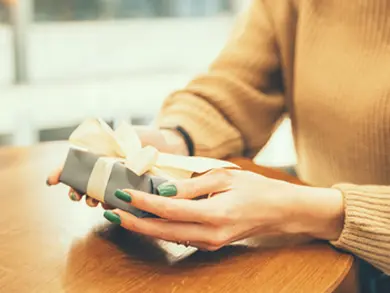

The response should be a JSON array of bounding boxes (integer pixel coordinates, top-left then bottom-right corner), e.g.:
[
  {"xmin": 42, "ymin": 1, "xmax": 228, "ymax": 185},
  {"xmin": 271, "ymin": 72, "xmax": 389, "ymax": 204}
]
[{"xmin": 48, "ymin": 0, "xmax": 390, "ymax": 291}]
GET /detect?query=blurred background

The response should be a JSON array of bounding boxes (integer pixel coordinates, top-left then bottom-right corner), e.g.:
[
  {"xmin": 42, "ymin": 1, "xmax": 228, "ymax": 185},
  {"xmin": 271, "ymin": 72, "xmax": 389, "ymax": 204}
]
[{"xmin": 0, "ymin": 0, "xmax": 295, "ymax": 166}]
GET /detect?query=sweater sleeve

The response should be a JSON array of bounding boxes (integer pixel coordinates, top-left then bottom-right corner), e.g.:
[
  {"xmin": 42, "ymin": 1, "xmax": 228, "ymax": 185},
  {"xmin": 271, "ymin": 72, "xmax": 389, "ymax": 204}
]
[
  {"xmin": 156, "ymin": 0, "xmax": 286, "ymax": 159},
  {"xmin": 330, "ymin": 184, "xmax": 390, "ymax": 275}
]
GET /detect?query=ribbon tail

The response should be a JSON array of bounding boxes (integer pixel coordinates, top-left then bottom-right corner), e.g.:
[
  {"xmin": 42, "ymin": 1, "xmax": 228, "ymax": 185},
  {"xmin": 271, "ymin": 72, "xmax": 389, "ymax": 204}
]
[
  {"xmin": 148, "ymin": 166, "xmax": 193, "ymax": 180},
  {"xmin": 155, "ymin": 153, "xmax": 240, "ymax": 174}
]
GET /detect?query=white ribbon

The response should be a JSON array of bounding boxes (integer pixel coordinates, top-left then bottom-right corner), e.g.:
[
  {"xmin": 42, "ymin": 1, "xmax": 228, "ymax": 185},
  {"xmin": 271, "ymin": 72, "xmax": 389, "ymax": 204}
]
[
  {"xmin": 68, "ymin": 118, "xmax": 239, "ymax": 202},
  {"xmin": 86, "ymin": 157, "xmax": 118, "ymax": 202}
]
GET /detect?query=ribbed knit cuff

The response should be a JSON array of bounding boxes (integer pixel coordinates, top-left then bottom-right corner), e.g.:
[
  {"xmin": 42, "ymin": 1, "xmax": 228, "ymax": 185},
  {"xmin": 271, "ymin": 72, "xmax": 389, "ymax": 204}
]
[
  {"xmin": 330, "ymin": 183, "xmax": 390, "ymax": 275},
  {"xmin": 156, "ymin": 91, "xmax": 243, "ymax": 159}
]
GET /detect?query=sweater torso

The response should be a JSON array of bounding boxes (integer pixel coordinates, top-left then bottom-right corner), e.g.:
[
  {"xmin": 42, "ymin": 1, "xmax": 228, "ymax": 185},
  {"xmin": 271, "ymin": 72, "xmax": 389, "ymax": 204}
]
[{"xmin": 281, "ymin": 0, "xmax": 390, "ymax": 186}]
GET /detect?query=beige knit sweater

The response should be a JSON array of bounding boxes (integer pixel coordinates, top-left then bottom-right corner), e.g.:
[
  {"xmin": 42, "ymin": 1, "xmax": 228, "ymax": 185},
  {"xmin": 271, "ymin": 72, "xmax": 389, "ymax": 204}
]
[{"xmin": 157, "ymin": 0, "xmax": 390, "ymax": 274}]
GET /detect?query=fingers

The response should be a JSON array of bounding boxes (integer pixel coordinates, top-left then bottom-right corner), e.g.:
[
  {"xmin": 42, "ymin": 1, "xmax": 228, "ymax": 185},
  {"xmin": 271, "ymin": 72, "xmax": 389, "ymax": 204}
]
[
  {"xmin": 48, "ymin": 165, "xmax": 104, "ymax": 208},
  {"xmin": 111, "ymin": 169, "xmax": 236, "ymax": 224},
  {"xmin": 101, "ymin": 203, "xmax": 114, "ymax": 210},
  {"xmin": 114, "ymin": 188, "xmax": 217, "ymax": 223},
  {"xmin": 134, "ymin": 126, "xmax": 160, "ymax": 147},
  {"xmin": 104, "ymin": 209, "xmax": 232, "ymax": 251},
  {"xmin": 158, "ymin": 168, "xmax": 234, "ymax": 200},
  {"xmin": 68, "ymin": 189, "xmax": 102, "ymax": 208},
  {"xmin": 46, "ymin": 165, "xmax": 63, "ymax": 186},
  {"xmin": 105, "ymin": 209, "xmax": 220, "ymax": 249},
  {"xmin": 86, "ymin": 196, "xmax": 99, "ymax": 207},
  {"xmin": 68, "ymin": 189, "xmax": 82, "ymax": 201}
]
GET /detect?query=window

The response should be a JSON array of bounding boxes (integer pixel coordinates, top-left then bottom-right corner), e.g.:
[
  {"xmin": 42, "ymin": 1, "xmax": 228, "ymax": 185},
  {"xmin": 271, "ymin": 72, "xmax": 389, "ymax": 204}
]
[
  {"xmin": 33, "ymin": 0, "xmax": 233, "ymax": 22},
  {"xmin": 1, "ymin": 0, "xmax": 296, "ymax": 167},
  {"xmin": 1, "ymin": 0, "xmax": 243, "ymax": 145}
]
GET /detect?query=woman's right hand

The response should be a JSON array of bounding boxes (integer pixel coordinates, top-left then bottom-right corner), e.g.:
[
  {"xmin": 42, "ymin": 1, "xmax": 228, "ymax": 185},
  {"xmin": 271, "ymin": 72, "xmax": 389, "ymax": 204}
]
[{"xmin": 46, "ymin": 126, "xmax": 189, "ymax": 208}]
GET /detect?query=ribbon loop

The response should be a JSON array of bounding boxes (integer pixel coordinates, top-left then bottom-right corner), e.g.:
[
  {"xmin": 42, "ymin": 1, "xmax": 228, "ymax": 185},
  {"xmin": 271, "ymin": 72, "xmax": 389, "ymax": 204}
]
[{"xmin": 68, "ymin": 118, "xmax": 239, "ymax": 180}]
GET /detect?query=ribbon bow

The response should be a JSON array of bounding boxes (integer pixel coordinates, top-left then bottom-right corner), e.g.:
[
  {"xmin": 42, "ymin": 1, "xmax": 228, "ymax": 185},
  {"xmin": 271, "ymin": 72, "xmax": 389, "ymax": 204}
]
[{"xmin": 68, "ymin": 118, "xmax": 238, "ymax": 201}]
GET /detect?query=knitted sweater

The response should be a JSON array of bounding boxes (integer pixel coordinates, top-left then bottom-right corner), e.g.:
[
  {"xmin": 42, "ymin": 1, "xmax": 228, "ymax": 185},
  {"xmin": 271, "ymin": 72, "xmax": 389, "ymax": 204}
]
[{"xmin": 157, "ymin": 0, "xmax": 390, "ymax": 274}]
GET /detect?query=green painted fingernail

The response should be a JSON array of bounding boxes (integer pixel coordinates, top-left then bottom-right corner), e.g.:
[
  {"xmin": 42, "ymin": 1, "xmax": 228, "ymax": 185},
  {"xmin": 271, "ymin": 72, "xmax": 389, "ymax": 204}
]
[
  {"xmin": 104, "ymin": 211, "xmax": 121, "ymax": 224},
  {"xmin": 114, "ymin": 189, "xmax": 132, "ymax": 202},
  {"xmin": 70, "ymin": 191, "xmax": 77, "ymax": 201},
  {"xmin": 157, "ymin": 184, "xmax": 177, "ymax": 197}
]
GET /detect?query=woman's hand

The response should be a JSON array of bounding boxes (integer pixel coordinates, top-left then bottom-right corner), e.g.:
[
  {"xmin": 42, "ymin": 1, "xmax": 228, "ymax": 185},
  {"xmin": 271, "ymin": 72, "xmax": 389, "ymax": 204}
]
[
  {"xmin": 103, "ymin": 168, "xmax": 345, "ymax": 250},
  {"xmin": 46, "ymin": 127, "xmax": 189, "ymax": 208}
]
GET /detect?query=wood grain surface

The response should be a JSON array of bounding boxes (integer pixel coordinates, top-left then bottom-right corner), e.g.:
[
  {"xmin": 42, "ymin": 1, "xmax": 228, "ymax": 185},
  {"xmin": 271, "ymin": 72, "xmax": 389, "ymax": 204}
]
[{"xmin": 0, "ymin": 142, "xmax": 356, "ymax": 293}]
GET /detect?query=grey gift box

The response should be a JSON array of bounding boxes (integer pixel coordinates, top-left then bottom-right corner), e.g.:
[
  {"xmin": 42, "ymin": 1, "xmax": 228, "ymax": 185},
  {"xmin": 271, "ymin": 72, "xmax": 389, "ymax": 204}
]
[{"xmin": 59, "ymin": 147, "xmax": 167, "ymax": 218}]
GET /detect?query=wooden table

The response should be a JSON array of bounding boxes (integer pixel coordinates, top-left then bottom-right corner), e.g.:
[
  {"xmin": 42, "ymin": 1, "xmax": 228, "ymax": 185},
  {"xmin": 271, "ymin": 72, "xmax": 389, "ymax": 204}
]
[{"xmin": 0, "ymin": 142, "xmax": 357, "ymax": 293}]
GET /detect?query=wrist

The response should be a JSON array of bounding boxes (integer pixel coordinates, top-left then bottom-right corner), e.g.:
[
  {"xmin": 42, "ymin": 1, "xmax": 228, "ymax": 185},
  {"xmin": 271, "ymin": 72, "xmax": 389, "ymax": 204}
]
[
  {"xmin": 293, "ymin": 185, "xmax": 345, "ymax": 241},
  {"xmin": 160, "ymin": 129, "xmax": 189, "ymax": 156}
]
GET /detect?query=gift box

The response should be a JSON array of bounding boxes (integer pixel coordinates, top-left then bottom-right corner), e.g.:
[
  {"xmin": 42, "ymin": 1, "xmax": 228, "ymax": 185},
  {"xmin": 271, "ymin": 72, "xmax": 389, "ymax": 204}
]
[
  {"xmin": 60, "ymin": 147, "xmax": 167, "ymax": 218},
  {"xmin": 58, "ymin": 118, "xmax": 239, "ymax": 217}
]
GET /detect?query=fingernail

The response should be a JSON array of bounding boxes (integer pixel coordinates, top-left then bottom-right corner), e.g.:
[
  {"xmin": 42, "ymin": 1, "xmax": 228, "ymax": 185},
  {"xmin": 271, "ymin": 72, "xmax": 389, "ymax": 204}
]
[
  {"xmin": 104, "ymin": 211, "xmax": 121, "ymax": 224},
  {"xmin": 157, "ymin": 184, "xmax": 177, "ymax": 197},
  {"xmin": 69, "ymin": 191, "xmax": 77, "ymax": 201},
  {"xmin": 114, "ymin": 189, "xmax": 132, "ymax": 202},
  {"xmin": 46, "ymin": 178, "xmax": 51, "ymax": 186}
]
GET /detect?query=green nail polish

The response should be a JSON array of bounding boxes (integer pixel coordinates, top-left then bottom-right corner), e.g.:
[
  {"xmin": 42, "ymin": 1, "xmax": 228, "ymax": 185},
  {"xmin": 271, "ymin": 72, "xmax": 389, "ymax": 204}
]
[
  {"xmin": 104, "ymin": 211, "xmax": 121, "ymax": 224},
  {"xmin": 114, "ymin": 190, "xmax": 132, "ymax": 202},
  {"xmin": 70, "ymin": 191, "xmax": 77, "ymax": 201},
  {"xmin": 157, "ymin": 184, "xmax": 177, "ymax": 197}
]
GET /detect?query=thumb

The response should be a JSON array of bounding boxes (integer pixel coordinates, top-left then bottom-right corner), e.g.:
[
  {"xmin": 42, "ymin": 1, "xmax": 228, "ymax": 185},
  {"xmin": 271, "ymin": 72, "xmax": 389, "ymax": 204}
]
[
  {"xmin": 134, "ymin": 126, "xmax": 161, "ymax": 146},
  {"xmin": 157, "ymin": 169, "xmax": 234, "ymax": 199},
  {"xmin": 46, "ymin": 165, "xmax": 64, "ymax": 186},
  {"xmin": 134, "ymin": 126, "xmax": 189, "ymax": 156}
]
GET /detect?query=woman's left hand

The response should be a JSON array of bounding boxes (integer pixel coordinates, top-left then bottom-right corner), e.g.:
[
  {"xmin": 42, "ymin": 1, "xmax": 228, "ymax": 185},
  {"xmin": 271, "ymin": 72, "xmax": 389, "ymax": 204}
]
[{"xmin": 104, "ymin": 169, "xmax": 345, "ymax": 251}]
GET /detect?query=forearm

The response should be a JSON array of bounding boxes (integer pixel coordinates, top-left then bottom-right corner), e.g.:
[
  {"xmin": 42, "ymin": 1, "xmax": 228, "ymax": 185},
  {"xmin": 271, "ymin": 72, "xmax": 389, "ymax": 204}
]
[
  {"xmin": 291, "ymin": 185, "xmax": 345, "ymax": 241},
  {"xmin": 157, "ymin": 0, "xmax": 287, "ymax": 159},
  {"xmin": 157, "ymin": 93, "xmax": 244, "ymax": 159}
]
